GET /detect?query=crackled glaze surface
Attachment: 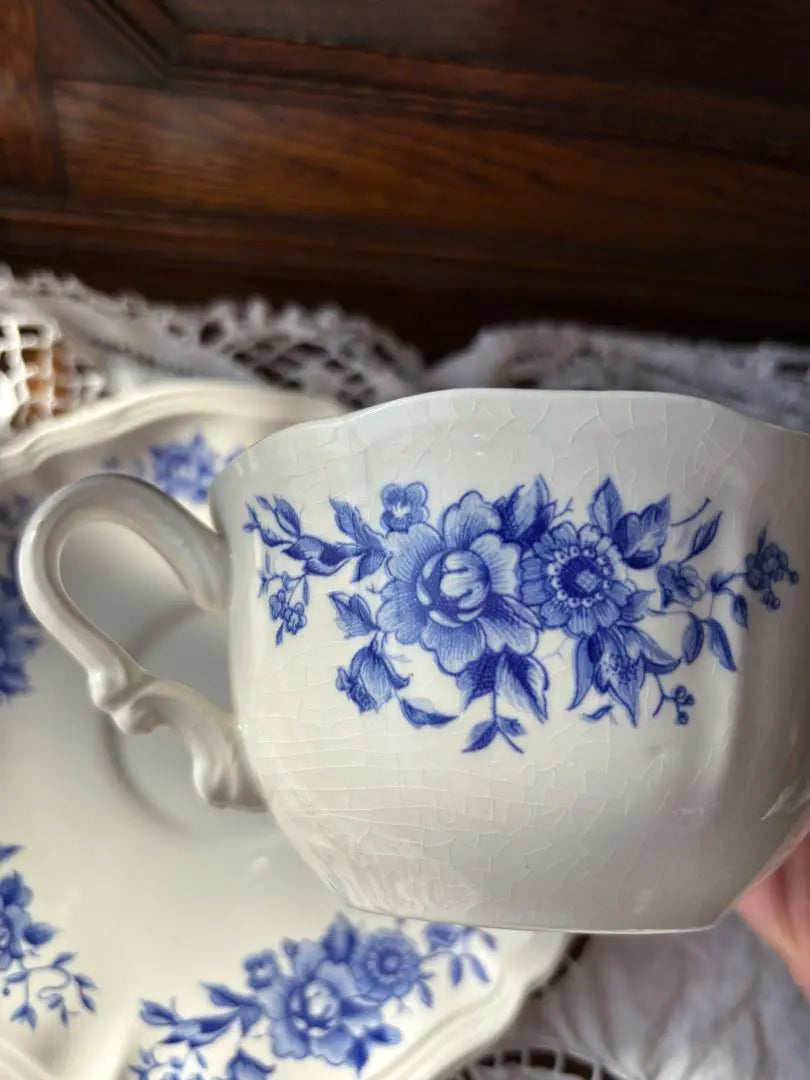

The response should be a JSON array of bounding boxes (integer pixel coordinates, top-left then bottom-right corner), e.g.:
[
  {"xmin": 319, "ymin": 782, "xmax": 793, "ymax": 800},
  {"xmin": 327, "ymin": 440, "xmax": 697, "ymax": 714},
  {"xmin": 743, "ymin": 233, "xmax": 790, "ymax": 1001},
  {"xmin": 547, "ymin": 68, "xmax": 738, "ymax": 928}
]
[{"xmin": 212, "ymin": 390, "xmax": 810, "ymax": 931}]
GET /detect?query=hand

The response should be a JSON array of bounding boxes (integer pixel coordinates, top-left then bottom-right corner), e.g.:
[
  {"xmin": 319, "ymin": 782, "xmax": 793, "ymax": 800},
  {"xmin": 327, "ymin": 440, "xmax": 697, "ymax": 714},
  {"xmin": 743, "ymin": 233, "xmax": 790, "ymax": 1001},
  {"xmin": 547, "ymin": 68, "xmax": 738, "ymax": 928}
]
[{"xmin": 737, "ymin": 829, "xmax": 810, "ymax": 997}]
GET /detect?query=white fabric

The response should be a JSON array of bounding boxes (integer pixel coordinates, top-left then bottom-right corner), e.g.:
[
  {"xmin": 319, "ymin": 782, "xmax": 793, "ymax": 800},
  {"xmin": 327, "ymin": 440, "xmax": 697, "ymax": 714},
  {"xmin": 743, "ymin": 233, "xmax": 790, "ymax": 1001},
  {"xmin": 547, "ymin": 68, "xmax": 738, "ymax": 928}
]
[{"xmin": 1, "ymin": 267, "xmax": 808, "ymax": 1080}]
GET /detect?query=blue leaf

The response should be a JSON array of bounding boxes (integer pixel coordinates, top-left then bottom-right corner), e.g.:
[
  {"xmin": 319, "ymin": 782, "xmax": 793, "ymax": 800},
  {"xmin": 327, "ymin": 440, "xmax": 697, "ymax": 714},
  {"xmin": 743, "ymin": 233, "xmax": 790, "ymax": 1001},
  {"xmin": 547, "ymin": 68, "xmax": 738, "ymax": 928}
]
[
  {"xmin": 619, "ymin": 589, "xmax": 652, "ymax": 623},
  {"xmin": 347, "ymin": 1037, "xmax": 369, "ymax": 1073},
  {"xmin": 682, "ymin": 614, "xmax": 704, "ymax": 664},
  {"xmin": 463, "ymin": 720, "xmax": 498, "ymax": 753},
  {"xmin": 368, "ymin": 1025, "xmax": 402, "ymax": 1045},
  {"xmin": 613, "ymin": 497, "xmax": 670, "ymax": 569},
  {"xmin": 238, "ymin": 1002, "xmax": 263, "ymax": 1037},
  {"xmin": 480, "ymin": 930, "xmax": 497, "ymax": 949},
  {"xmin": 499, "ymin": 716, "xmax": 525, "ymax": 736},
  {"xmin": 709, "ymin": 570, "xmax": 735, "ymax": 594},
  {"xmin": 400, "ymin": 698, "xmax": 455, "ymax": 728},
  {"xmin": 275, "ymin": 624, "xmax": 284, "ymax": 646},
  {"xmin": 330, "ymin": 592, "xmax": 377, "ymax": 637},
  {"xmin": 688, "ymin": 512, "xmax": 722, "ymax": 559},
  {"xmin": 582, "ymin": 704, "xmax": 614, "ymax": 722},
  {"xmin": 256, "ymin": 496, "xmax": 273, "ymax": 511},
  {"xmin": 10, "ymin": 1004, "xmax": 36, "ymax": 1028},
  {"xmin": 416, "ymin": 979, "xmax": 434, "ymax": 1006},
  {"xmin": 468, "ymin": 955, "xmax": 490, "ymax": 983},
  {"xmin": 495, "ymin": 650, "xmax": 548, "ymax": 722},
  {"xmin": 272, "ymin": 497, "xmax": 300, "ymax": 537},
  {"xmin": 285, "ymin": 536, "xmax": 355, "ymax": 575},
  {"xmin": 331, "ymin": 498, "xmax": 363, "ymax": 540},
  {"xmin": 449, "ymin": 955, "xmax": 463, "ymax": 986},
  {"xmin": 353, "ymin": 545, "xmax": 385, "ymax": 582},
  {"xmin": 74, "ymin": 974, "xmax": 96, "ymax": 989},
  {"xmin": 52, "ymin": 952, "xmax": 75, "ymax": 967},
  {"xmin": 706, "ymin": 618, "xmax": 736, "ymax": 672},
  {"xmin": 205, "ymin": 983, "xmax": 252, "ymax": 1008},
  {"xmin": 0, "ymin": 845, "xmax": 21, "ymax": 863},
  {"xmin": 4, "ymin": 971, "xmax": 27, "ymax": 984},
  {"xmin": 457, "ymin": 651, "xmax": 499, "ymax": 707},
  {"xmin": 570, "ymin": 635, "xmax": 597, "ymax": 709},
  {"xmin": 731, "ymin": 593, "xmax": 748, "ymax": 628},
  {"xmin": 79, "ymin": 991, "xmax": 95, "ymax": 1012},
  {"xmin": 495, "ymin": 478, "xmax": 554, "ymax": 546},
  {"xmin": 226, "ymin": 1049, "xmax": 275, "ymax": 1080},
  {"xmin": 140, "ymin": 1000, "xmax": 177, "ymax": 1026},
  {"xmin": 322, "ymin": 914, "xmax": 357, "ymax": 962},
  {"xmin": 24, "ymin": 922, "xmax": 56, "ymax": 946},
  {"xmin": 627, "ymin": 627, "xmax": 679, "ymax": 674},
  {"xmin": 589, "ymin": 478, "xmax": 623, "ymax": 534}
]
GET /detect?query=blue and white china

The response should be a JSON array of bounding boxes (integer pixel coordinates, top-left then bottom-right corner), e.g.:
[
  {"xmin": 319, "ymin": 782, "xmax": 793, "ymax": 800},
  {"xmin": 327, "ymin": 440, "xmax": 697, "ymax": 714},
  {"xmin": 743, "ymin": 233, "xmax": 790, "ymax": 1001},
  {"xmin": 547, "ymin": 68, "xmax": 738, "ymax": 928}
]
[
  {"xmin": 2, "ymin": 382, "xmax": 568, "ymax": 1079},
  {"xmin": 19, "ymin": 389, "xmax": 810, "ymax": 933}
]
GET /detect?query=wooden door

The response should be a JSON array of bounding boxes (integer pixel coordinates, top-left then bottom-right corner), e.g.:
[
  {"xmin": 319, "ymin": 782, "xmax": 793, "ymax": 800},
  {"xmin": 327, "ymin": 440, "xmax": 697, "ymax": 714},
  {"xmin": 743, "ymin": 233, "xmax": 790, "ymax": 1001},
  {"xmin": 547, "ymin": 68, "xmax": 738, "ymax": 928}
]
[{"xmin": 3, "ymin": 0, "xmax": 810, "ymax": 355}]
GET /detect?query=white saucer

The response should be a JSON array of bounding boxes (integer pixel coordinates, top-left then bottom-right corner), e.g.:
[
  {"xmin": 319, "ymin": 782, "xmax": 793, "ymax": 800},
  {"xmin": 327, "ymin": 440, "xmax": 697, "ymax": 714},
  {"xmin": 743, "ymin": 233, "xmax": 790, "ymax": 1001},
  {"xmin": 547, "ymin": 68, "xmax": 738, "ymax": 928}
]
[{"xmin": 0, "ymin": 383, "xmax": 569, "ymax": 1080}]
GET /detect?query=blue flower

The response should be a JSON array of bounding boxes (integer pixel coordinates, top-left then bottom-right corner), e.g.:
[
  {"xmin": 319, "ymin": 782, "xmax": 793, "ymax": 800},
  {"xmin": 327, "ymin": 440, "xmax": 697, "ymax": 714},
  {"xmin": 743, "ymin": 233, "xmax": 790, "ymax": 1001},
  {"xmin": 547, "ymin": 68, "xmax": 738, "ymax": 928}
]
[
  {"xmin": 244, "ymin": 950, "xmax": 278, "ymax": 990},
  {"xmin": 336, "ymin": 642, "xmax": 409, "ymax": 713},
  {"xmin": 350, "ymin": 930, "xmax": 421, "ymax": 1004},
  {"xmin": 284, "ymin": 603, "xmax": 307, "ymax": 635},
  {"xmin": 259, "ymin": 941, "xmax": 380, "ymax": 1066},
  {"xmin": 0, "ymin": 872, "xmax": 33, "ymax": 970},
  {"xmin": 521, "ymin": 522, "xmax": 634, "ymax": 637},
  {"xmin": 378, "ymin": 493, "xmax": 538, "ymax": 676},
  {"xmin": 581, "ymin": 625, "xmax": 678, "ymax": 723},
  {"xmin": 149, "ymin": 434, "xmax": 219, "ymax": 503},
  {"xmin": 380, "ymin": 483, "xmax": 428, "ymax": 533},
  {"xmin": 269, "ymin": 589, "xmax": 287, "ymax": 619},
  {"xmin": 424, "ymin": 924, "xmax": 463, "ymax": 950},
  {"xmin": 657, "ymin": 562, "xmax": 704, "ymax": 607},
  {"xmin": 745, "ymin": 538, "xmax": 798, "ymax": 608}
]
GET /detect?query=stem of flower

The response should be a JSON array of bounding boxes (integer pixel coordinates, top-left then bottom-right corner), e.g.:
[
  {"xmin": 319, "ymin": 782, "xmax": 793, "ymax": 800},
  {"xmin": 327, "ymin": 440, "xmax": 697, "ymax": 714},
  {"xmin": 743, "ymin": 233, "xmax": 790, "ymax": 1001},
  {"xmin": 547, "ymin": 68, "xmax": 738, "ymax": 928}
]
[{"xmin": 671, "ymin": 498, "xmax": 711, "ymax": 528}]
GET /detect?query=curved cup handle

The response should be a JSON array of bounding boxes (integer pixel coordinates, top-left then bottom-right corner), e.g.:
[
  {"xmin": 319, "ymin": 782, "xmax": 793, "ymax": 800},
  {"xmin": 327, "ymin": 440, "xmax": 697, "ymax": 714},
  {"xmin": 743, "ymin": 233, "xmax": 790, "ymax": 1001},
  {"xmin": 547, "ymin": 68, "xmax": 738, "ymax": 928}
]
[{"xmin": 18, "ymin": 474, "xmax": 265, "ymax": 811}]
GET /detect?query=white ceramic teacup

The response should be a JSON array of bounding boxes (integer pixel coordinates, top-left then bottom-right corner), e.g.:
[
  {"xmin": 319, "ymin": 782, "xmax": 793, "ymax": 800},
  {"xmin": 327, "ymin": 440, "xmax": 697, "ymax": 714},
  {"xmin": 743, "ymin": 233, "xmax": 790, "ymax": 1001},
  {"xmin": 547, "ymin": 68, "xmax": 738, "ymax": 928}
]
[{"xmin": 18, "ymin": 390, "xmax": 810, "ymax": 932}]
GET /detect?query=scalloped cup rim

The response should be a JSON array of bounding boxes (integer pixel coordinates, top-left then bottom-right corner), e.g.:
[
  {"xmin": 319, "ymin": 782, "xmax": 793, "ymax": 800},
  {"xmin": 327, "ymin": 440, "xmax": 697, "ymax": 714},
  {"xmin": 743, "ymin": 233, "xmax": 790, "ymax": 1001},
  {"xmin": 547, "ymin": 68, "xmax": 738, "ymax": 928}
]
[{"xmin": 210, "ymin": 386, "xmax": 810, "ymax": 505}]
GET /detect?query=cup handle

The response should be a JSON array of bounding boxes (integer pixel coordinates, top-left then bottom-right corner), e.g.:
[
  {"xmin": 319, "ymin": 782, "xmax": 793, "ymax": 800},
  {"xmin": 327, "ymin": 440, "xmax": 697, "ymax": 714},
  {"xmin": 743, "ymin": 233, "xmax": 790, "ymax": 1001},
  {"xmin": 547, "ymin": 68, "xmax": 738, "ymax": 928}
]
[{"xmin": 18, "ymin": 474, "xmax": 265, "ymax": 811}]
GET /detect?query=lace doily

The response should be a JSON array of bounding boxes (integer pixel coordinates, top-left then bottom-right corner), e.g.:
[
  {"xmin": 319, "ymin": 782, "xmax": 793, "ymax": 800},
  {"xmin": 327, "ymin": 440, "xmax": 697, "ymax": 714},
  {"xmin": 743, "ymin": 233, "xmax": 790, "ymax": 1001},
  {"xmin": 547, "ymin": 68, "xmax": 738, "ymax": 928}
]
[{"xmin": 3, "ymin": 264, "xmax": 810, "ymax": 438}]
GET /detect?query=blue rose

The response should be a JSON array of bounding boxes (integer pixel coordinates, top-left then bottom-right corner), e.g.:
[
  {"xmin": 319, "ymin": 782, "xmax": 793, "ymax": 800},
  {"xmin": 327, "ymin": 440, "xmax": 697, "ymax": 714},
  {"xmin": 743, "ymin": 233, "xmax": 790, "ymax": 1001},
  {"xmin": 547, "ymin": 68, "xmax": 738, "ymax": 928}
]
[
  {"xmin": 0, "ymin": 872, "xmax": 33, "ymax": 970},
  {"xmin": 259, "ymin": 941, "xmax": 379, "ymax": 1066},
  {"xmin": 380, "ymin": 483, "xmax": 428, "ymax": 533},
  {"xmin": 149, "ymin": 434, "xmax": 218, "ymax": 503},
  {"xmin": 656, "ymin": 562, "xmax": 704, "ymax": 607},
  {"xmin": 521, "ymin": 522, "xmax": 634, "ymax": 637},
  {"xmin": 336, "ymin": 642, "xmax": 409, "ymax": 713},
  {"xmin": 377, "ymin": 493, "xmax": 538, "ymax": 676},
  {"xmin": 350, "ymin": 930, "xmax": 421, "ymax": 1004},
  {"xmin": 425, "ymin": 924, "xmax": 463, "ymax": 950},
  {"xmin": 244, "ymin": 949, "xmax": 279, "ymax": 990}
]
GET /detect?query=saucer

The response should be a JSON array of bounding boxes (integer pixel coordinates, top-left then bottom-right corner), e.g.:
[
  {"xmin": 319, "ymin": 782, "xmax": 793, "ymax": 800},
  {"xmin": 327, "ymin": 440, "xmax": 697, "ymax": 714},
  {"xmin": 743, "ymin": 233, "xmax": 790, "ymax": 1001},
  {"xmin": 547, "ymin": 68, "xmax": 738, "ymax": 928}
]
[{"xmin": 0, "ymin": 382, "xmax": 569, "ymax": 1080}]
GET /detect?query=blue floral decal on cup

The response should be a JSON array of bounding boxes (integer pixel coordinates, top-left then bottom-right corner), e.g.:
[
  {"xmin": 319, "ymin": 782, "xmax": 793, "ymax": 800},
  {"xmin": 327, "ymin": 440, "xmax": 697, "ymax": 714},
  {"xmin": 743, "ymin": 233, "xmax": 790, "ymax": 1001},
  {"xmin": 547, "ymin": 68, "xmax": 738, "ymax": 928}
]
[
  {"xmin": 131, "ymin": 917, "xmax": 495, "ymax": 1078},
  {"xmin": 245, "ymin": 478, "xmax": 798, "ymax": 752},
  {"xmin": 0, "ymin": 844, "xmax": 96, "ymax": 1028},
  {"xmin": 0, "ymin": 496, "xmax": 42, "ymax": 704}
]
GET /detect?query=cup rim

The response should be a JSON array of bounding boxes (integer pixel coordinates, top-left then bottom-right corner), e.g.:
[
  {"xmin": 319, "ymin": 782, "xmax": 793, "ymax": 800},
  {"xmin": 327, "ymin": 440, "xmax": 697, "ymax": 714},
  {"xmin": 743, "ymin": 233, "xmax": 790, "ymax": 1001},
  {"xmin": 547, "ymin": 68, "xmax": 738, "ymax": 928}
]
[{"xmin": 210, "ymin": 386, "xmax": 809, "ymax": 503}]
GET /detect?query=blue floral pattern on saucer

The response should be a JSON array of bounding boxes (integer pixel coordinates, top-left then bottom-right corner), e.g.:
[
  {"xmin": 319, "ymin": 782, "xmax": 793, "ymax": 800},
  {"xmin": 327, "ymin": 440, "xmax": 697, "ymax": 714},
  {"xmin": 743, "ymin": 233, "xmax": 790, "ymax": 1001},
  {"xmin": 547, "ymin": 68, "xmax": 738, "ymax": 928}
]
[
  {"xmin": 0, "ymin": 496, "xmax": 42, "ymax": 704},
  {"xmin": 245, "ymin": 478, "xmax": 798, "ymax": 752},
  {"xmin": 0, "ymin": 844, "xmax": 95, "ymax": 1029},
  {"xmin": 132, "ymin": 917, "xmax": 494, "ymax": 1078}
]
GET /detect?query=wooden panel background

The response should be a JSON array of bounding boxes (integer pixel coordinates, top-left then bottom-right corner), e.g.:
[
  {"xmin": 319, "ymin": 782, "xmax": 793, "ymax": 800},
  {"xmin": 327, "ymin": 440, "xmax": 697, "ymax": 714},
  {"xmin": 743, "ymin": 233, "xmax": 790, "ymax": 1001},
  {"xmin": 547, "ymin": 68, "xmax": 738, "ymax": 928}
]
[{"xmin": 2, "ymin": 0, "xmax": 810, "ymax": 357}]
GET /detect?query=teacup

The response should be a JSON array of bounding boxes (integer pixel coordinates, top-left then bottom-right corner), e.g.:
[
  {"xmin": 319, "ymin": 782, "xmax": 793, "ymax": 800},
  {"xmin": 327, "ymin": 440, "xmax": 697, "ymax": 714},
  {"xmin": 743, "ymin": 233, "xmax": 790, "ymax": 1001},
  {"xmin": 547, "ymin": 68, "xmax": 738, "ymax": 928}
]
[{"xmin": 18, "ymin": 389, "xmax": 810, "ymax": 932}]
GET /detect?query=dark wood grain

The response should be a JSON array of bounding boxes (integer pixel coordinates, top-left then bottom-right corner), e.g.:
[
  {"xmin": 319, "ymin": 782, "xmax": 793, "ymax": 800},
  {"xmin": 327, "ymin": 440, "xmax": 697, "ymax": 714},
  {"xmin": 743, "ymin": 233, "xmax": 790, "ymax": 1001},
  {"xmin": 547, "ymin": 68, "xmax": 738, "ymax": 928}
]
[{"xmin": 3, "ymin": 0, "xmax": 810, "ymax": 358}]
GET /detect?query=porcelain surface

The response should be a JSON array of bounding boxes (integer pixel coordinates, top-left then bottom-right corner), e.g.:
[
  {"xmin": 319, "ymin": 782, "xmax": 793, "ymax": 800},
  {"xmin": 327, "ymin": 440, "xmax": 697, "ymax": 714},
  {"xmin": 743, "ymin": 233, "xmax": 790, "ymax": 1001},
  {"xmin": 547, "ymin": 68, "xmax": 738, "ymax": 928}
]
[
  {"xmin": 1, "ymin": 383, "xmax": 568, "ymax": 1080},
  {"xmin": 18, "ymin": 389, "xmax": 810, "ymax": 933}
]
